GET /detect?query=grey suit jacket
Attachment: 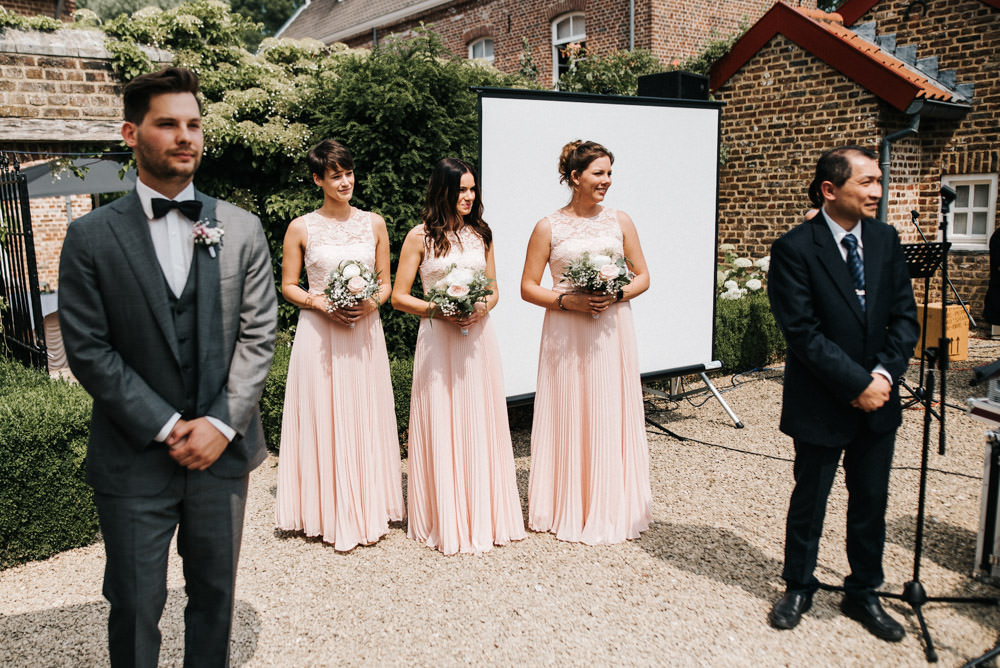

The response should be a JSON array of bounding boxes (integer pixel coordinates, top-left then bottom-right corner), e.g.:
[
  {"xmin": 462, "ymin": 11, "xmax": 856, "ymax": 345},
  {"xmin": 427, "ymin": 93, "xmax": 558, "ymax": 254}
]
[{"xmin": 58, "ymin": 189, "xmax": 278, "ymax": 496}]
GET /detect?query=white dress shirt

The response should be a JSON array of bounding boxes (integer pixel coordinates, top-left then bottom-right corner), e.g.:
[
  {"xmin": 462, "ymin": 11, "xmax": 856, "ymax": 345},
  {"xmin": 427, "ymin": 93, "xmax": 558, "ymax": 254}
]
[{"xmin": 136, "ymin": 179, "xmax": 235, "ymax": 444}]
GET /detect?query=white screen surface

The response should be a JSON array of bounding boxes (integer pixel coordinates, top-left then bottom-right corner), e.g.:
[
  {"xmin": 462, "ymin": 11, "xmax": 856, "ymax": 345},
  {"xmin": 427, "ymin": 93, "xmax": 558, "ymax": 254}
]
[{"xmin": 478, "ymin": 89, "xmax": 720, "ymax": 400}]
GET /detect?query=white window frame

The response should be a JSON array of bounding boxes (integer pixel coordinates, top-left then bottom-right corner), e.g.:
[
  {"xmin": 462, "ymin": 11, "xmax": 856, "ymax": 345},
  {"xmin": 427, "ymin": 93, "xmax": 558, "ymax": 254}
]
[
  {"xmin": 941, "ymin": 174, "xmax": 998, "ymax": 251},
  {"xmin": 551, "ymin": 12, "xmax": 586, "ymax": 86},
  {"xmin": 468, "ymin": 37, "xmax": 494, "ymax": 63}
]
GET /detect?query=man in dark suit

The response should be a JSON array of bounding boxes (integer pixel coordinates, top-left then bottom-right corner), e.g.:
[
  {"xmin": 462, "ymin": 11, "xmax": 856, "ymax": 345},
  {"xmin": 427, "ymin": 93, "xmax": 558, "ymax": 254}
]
[
  {"xmin": 766, "ymin": 145, "xmax": 919, "ymax": 641},
  {"xmin": 59, "ymin": 67, "xmax": 277, "ymax": 666}
]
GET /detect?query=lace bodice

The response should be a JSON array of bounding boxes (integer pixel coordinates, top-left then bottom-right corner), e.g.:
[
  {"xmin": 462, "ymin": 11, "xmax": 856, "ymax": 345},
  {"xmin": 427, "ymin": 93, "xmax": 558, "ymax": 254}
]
[
  {"xmin": 417, "ymin": 225, "xmax": 487, "ymax": 294},
  {"xmin": 547, "ymin": 207, "xmax": 623, "ymax": 291},
  {"xmin": 303, "ymin": 209, "xmax": 375, "ymax": 294}
]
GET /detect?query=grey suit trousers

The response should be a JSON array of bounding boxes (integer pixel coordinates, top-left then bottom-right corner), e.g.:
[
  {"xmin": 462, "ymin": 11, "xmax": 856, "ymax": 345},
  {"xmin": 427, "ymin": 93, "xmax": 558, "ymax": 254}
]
[{"xmin": 94, "ymin": 469, "xmax": 250, "ymax": 668}]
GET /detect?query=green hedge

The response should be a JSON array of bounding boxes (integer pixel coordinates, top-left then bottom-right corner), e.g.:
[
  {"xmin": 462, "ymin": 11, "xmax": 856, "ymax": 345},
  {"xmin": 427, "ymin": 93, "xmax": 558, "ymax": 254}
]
[
  {"xmin": 714, "ymin": 291, "xmax": 785, "ymax": 374},
  {"xmin": 0, "ymin": 359, "xmax": 98, "ymax": 569},
  {"xmin": 260, "ymin": 330, "xmax": 414, "ymax": 456}
]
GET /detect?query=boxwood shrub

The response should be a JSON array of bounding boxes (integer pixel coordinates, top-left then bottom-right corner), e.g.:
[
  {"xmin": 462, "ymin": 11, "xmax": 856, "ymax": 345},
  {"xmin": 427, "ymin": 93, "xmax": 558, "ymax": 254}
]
[
  {"xmin": 714, "ymin": 291, "xmax": 785, "ymax": 374},
  {"xmin": 0, "ymin": 359, "xmax": 98, "ymax": 569}
]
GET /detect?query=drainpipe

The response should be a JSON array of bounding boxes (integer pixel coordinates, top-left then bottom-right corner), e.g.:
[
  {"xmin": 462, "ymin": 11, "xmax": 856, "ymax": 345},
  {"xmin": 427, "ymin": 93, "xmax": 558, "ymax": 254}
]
[
  {"xmin": 629, "ymin": 0, "xmax": 635, "ymax": 51},
  {"xmin": 878, "ymin": 114, "xmax": 920, "ymax": 223}
]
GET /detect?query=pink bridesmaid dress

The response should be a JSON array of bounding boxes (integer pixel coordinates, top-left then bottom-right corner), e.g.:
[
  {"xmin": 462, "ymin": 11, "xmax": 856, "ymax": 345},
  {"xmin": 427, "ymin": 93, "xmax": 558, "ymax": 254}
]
[
  {"xmin": 527, "ymin": 207, "xmax": 652, "ymax": 544},
  {"xmin": 406, "ymin": 225, "xmax": 526, "ymax": 555},
  {"xmin": 276, "ymin": 209, "xmax": 404, "ymax": 551}
]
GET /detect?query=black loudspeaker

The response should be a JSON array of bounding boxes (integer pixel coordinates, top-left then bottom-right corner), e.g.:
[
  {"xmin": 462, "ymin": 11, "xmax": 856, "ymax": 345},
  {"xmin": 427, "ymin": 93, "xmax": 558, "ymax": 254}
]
[{"xmin": 637, "ymin": 71, "xmax": 709, "ymax": 101}]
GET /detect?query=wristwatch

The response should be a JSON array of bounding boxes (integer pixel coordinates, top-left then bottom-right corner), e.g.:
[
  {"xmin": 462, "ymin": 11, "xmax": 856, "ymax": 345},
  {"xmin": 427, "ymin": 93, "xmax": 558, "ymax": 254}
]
[{"xmin": 557, "ymin": 293, "xmax": 567, "ymax": 310}]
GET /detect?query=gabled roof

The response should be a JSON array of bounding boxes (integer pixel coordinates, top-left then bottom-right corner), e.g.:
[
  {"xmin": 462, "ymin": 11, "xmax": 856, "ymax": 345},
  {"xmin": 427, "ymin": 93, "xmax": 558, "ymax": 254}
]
[
  {"xmin": 710, "ymin": 2, "xmax": 971, "ymax": 115},
  {"xmin": 277, "ymin": 0, "xmax": 453, "ymax": 42},
  {"xmin": 836, "ymin": 0, "xmax": 1000, "ymax": 27}
]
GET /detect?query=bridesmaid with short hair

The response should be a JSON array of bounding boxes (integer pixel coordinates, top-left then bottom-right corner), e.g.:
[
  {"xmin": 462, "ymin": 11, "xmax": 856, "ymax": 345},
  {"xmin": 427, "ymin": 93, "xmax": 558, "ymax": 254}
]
[
  {"xmin": 520, "ymin": 139, "xmax": 652, "ymax": 545},
  {"xmin": 392, "ymin": 157, "xmax": 525, "ymax": 555},
  {"xmin": 275, "ymin": 139, "xmax": 404, "ymax": 551}
]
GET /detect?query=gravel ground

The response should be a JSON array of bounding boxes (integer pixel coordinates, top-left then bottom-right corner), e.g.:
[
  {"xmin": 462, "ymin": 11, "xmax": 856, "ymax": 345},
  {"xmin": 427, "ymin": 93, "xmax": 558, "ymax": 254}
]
[{"xmin": 3, "ymin": 338, "xmax": 1000, "ymax": 666}]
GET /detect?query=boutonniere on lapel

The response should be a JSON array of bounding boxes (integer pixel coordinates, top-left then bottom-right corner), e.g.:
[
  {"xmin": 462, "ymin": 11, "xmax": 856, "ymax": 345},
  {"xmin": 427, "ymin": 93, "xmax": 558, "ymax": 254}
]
[{"xmin": 192, "ymin": 220, "xmax": 224, "ymax": 258}]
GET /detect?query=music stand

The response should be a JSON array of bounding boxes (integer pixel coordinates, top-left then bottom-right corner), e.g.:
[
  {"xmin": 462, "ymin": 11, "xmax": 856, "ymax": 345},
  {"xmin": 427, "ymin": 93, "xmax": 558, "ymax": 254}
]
[{"xmin": 900, "ymin": 242, "xmax": 948, "ymax": 414}]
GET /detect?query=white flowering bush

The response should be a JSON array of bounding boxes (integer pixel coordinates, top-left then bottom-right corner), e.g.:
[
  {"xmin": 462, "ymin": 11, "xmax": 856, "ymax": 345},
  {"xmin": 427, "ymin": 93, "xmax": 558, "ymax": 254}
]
[
  {"xmin": 716, "ymin": 243, "xmax": 769, "ymax": 300},
  {"xmin": 714, "ymin": 244, "xmax": 784, "ymax": 372}
]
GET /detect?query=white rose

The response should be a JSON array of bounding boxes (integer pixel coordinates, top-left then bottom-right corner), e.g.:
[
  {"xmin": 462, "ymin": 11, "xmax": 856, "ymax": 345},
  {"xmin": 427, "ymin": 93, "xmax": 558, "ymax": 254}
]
[
  {"xmin": 724, "ymin": 280, "xmax": 738, "ymax": 290},
  {"xmin": 745, "ymin": 278, "xmax": 762, "ymax": 291},
  {"xmin": 733, "ymin": 257, "xmax": 753, "ymax": 269},
  {"xmin": 590, "ymin": 254, "xmax": 613, "ymax": 269},
  {"xmin": 445, "ymin": 267, "xmax": 475, "ymax": 286},
  {"xmin": 446, "ymin": 283, "xmax": 470, "ymax": 298},
  {"xmin": 755, "ymin": 256, "xmax": 770, "ymax": 273},
  {"xmin": 347, "ymin": 275, "xmax": 367, "ymax": 294},
  {"xmin": 341, "ymin": 263, "xmax": 362, "ymax": 279}
]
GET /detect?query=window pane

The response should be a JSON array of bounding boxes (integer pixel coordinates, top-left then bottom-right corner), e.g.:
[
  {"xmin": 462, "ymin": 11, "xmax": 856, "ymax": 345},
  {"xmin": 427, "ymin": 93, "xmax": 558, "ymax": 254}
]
[
  {"xmin": 573, "ymin": 16, "xmax": 585, "ymax": 35},
  {"xmin": 556, "ymin": 18, "xmax": 570, "ymax": 40},
  {"xmin": 974, "ymin": 183, "xmax": 990, "ymax": 208},
  {"xmin": 954, "ymin": 212, "xmax": 968, "ymax": 235},
  {"xmin": 483, "ymin": 39, "xmax": 494, "ymax": 58},
  {"xmin": 973, "ymin": 211, "xmax": 988, "ymax": 236},
  {"xmin": 956, "ymin": 184, "xmax": 969, "ymax": 208}
]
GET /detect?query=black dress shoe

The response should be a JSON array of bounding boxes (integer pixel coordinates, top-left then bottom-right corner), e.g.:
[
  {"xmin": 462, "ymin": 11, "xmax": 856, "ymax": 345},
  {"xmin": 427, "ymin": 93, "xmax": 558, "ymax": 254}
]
[
  {"xmin": 768, "ymin": 590, "xmax": 813, "ymax": 629},
  {"xmin": 840, "ymin": 596, "xmax": 905, "ymax": 642}
]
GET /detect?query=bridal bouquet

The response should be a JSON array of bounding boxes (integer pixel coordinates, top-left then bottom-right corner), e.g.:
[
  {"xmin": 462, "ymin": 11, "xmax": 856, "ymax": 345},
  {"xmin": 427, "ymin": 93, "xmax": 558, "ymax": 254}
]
[
  {"xmin": 561, "ymin": 250, "xmax": 634, "ymax": 317},
  {"xmin": 324, "ymin": 260, "xmax": 381, "ymax": 327},
  {"xmin": 425, "ymin": 264, "xmax": 494, "ymax": 335}
]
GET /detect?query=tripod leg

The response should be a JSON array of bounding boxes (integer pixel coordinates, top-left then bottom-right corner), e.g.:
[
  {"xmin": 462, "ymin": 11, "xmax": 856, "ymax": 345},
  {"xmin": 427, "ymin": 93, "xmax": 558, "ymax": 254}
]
[
  {"xmin": 912, "ymin": 604, "xmax": 939, "ymax": 663},
  {"xmin": 699, "ymin": 372, "xmax": 744, "ymax": 428}
]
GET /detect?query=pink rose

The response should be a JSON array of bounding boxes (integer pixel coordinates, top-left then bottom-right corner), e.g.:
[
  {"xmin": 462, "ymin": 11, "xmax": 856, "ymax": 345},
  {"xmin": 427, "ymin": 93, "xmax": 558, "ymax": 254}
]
[
  {"xmin": 446, "ymin": 283, "xmax": 470, "ymax": 298},
  {"xmin": 347, "ymin": 275, "xmax": 367, "ymax": 294},
  {"xmin": 599, "ymin": 264, "xmax": 621, "ymax": 280}
]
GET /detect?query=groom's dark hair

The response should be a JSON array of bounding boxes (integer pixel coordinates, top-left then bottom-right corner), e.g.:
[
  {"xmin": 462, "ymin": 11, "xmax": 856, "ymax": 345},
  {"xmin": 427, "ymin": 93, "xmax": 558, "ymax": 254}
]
[
  {"xmin": 123, "ymin": 67, "xmax": 201, "ymax": 124},
  {"xmin": 808, "ymin": 144, "xmax": 878, "ymax": 208}
]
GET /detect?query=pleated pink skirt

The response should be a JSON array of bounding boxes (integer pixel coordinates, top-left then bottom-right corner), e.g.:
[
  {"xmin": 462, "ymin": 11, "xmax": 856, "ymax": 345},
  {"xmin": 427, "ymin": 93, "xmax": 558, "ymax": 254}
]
[
  {"xmin": 528, "ymin": 302, "xmax": 652, "ymax": 544},
  {"xmin": 275, "ymin": 309, "xmax": 404, "ymax": 551},
  {"xmin": 406, "ymin": 314, "xmax": 526, "ymax": 555}
]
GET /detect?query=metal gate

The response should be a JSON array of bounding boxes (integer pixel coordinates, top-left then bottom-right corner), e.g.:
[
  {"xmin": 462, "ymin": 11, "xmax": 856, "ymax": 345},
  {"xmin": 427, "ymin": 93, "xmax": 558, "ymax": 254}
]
[{"xmin": 0, "ymin": 152, "xmax": 47, "ymax": 369}]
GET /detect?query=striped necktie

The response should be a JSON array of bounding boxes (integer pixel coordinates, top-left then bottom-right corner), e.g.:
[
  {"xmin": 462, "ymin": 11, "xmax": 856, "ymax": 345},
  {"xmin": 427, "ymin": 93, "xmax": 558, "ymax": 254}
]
[{"xmin": 841, "ymin": 233, "xmax": 865, "ymax": 311}]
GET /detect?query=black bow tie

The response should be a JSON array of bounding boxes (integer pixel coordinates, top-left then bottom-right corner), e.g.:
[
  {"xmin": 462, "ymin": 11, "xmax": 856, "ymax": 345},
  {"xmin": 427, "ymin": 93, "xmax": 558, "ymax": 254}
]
[{"xmin": 151, "ymin": 197, "xmax": 202, "ymax": 221}]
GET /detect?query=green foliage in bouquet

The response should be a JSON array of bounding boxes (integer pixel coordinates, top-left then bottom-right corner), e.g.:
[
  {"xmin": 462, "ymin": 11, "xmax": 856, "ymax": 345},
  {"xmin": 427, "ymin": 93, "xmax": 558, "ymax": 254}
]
[{"xmin": 0, "ymin": 360, "xmax": 98, "ymax": 568}]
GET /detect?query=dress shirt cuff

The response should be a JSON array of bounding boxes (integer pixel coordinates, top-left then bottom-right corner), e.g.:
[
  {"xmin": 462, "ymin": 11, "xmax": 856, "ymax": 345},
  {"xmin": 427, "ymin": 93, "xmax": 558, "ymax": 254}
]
[
  {"xmin": 206, "ymin": 416, "xmax": 236, "ymax": 443},
  {"xmin": 155, "ymin": 413, "xmax": 182, "ymax": 443},
  {"xmin": 872, "ymin": 365, "xmax": 893, "ymax": 385}
]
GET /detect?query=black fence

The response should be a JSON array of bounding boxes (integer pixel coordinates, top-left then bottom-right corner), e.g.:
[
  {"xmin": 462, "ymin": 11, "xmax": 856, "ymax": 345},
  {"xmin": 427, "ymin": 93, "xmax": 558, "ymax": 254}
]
[{"xmin": 0, "ymin": 153, "xmax": 47, "ymax": 369}]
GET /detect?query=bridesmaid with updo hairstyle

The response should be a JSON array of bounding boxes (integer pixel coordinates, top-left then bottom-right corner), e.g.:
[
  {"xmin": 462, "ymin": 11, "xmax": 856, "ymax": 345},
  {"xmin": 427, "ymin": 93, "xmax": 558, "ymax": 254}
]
[{"xmin": 520, "ymin": 139, "xmax": 653, "ymax": 545}]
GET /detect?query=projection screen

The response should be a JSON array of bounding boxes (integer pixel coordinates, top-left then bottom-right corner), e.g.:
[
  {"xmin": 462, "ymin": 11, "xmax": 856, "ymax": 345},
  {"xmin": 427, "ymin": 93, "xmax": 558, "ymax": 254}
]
[{"xmin": 477, "ymin": 88, "xmax": 721, "ymax": 401}]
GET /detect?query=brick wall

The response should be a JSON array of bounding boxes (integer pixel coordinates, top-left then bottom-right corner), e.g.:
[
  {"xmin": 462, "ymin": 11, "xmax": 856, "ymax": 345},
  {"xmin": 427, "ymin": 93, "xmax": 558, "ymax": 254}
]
[
  {"xmin": 339, "ymin": 0, "xmax": 789, "ymax": 85},
  {"xmin": 715, "ymin": 0, "xmax": 1000, "ymax": 332},
  {"xmin": 28, "ymin": 194, "xmax": 93, "ymax": 291},
  {"xmin": 3, "ymin": 0, "xmax": 75, "ymax": 21}
]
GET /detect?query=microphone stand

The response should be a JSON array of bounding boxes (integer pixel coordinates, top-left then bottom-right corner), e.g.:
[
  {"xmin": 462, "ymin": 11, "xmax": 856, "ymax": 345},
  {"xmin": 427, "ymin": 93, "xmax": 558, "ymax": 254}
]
[{"xmin": 907, "ymin": 209, "xmax": 975, "ymax": 329}]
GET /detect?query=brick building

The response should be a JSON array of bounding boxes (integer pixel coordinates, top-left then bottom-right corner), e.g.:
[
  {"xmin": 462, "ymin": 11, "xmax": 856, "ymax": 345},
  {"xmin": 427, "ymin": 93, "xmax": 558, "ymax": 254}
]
[
  {"xmin": 711, "ymin": 0, "xmax": 999, "ymax": 330},
  {"xmin": 277, "ymin": 0, "xmax": 800, "ymax": 86},
  {"xmin": 2, "ymin": 0, "xmax": 75, "ymax": 21}
]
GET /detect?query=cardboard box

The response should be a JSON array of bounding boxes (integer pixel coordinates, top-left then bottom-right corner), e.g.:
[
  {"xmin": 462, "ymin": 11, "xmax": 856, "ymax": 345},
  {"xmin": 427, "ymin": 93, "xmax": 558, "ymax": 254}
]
[{"xmin": 914, "ymin": 302, "xmax": 968, "ymax": 361}]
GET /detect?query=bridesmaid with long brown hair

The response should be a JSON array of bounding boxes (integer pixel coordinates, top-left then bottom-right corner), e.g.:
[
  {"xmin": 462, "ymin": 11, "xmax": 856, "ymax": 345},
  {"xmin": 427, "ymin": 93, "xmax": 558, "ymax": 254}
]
[{"xmin": 392, "ymin": 157, "xmax": 525, "ymax": 555}]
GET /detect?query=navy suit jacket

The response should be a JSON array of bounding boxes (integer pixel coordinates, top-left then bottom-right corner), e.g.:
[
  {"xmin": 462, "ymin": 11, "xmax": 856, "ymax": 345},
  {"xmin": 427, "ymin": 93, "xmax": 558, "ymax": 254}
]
[{"xmin": 767, "ymin": 216, "xmax": 919, "ymax": 446}]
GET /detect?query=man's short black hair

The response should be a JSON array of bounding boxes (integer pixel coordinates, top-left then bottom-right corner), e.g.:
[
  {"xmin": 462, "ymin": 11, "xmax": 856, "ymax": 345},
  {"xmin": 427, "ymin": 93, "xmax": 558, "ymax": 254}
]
[{"xmin": 808, "ymin": 145, "xmax": 878, "ymax": 208}]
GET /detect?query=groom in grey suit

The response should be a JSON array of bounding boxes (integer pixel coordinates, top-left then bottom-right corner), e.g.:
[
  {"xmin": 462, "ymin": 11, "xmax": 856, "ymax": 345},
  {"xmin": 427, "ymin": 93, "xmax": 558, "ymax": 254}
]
[{"xmin": 59, "ymin": 67, "xmax": 277, "ymax": 667}]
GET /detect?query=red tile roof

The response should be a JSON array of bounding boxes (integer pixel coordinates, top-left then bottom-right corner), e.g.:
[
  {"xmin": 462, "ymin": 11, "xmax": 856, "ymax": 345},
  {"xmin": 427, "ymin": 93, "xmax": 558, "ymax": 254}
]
[{"xmin": 710, "ymin": 2, "xmax": 966, "ymax": 113}]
